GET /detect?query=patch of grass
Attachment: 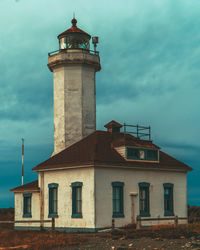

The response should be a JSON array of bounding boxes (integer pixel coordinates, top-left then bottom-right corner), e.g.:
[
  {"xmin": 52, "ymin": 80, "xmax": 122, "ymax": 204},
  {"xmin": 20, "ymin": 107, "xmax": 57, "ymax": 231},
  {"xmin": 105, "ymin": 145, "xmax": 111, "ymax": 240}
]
[
  {"xmin": 0, "ymin": 230, "xmax": 89, "ymax": 249},
  {"xmin": 0, "ymin": 208, "xmax": 14, "ymax": 230},
  {"xmin": 116, "ymin": 223, "xmax": 200, "ymax": 240}
]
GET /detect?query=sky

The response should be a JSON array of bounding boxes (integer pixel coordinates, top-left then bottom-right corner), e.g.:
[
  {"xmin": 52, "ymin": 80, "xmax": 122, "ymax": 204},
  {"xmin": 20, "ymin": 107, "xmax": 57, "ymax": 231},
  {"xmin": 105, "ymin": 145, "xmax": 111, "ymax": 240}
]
[{"xmin": 0, "ymin": 0, "xmax": 199, "ymax": 207}]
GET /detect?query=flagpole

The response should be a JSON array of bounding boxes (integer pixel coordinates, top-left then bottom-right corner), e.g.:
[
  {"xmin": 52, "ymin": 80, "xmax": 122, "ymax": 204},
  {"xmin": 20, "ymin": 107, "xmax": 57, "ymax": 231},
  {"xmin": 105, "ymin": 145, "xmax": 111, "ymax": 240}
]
[{"xmin": 22, "ymin": 138, "xmax": 24, "ymax": 186}]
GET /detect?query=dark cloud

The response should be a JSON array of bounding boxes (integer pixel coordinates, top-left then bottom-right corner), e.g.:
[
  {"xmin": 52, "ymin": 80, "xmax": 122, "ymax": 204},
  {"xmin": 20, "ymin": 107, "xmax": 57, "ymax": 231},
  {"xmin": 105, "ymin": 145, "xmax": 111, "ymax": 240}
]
[
  {"xmin": 160, "ymin": 141, "xmax": 200, "ymax": 154},
  {"xmin": 0, "ymin": 0, "xmax": 200, "ymax": 207}
]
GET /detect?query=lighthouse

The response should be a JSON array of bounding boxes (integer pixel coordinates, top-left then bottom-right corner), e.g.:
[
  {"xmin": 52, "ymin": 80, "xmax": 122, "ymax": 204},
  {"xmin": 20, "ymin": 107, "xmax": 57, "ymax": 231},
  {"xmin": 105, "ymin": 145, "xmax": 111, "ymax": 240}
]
[{"xmin": 48, "ymin": 18, "xmax": 101, "ymax": 155}]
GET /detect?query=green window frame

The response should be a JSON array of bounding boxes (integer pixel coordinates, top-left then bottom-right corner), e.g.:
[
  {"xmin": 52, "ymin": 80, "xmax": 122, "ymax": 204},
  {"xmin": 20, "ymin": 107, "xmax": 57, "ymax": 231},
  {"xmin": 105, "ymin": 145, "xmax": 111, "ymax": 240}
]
[
  {"xmin": 126, "ymin": 147, "xmax": 158, "ymax": 161},
  {"xmin": 139, "ymin": 182, "xmax": 150, "ymax": 217},
  {"xmin": 48, "ymin": 183, "xmax": 58, "ymax": 218},
  {"xmin": 127, "ymin": 148, "xmax": 140, "ymax": 160},
  {"xmin": 23, "ymin": 193, "xmax": 32, "ymax": 218},
  {"xmin": 163, "ymin": 183, "xmax": 174, "ymax": 216},
  {"xmin": 112, "ymin": 182, "xmax": 124, "ymax": 218},
  {"xmin": 146, "ymin": 149, "xmax": 158, "ymax": 161},
  {"xmin": 72, "ymin": 182, "xmax": 83, "ymax": 218}
]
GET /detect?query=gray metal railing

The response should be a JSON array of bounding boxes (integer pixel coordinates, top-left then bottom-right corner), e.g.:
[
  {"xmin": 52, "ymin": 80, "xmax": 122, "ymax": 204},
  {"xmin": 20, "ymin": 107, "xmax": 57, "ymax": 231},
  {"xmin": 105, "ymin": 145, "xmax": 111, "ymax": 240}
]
[{"xmin": 48, "ymin": 48, "xmax": 99, "ymax": 56}]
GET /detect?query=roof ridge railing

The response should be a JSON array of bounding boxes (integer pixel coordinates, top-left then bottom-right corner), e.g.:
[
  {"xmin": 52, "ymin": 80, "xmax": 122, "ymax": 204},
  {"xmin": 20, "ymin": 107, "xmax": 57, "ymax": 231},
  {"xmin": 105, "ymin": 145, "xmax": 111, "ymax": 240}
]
[
  {"xmin": 48, "ymin": 48, "xmax": 99, "ymax": 56},
  {"xmin": 123, "ymin": 123, "xmax": 151, "ymax": 141}
]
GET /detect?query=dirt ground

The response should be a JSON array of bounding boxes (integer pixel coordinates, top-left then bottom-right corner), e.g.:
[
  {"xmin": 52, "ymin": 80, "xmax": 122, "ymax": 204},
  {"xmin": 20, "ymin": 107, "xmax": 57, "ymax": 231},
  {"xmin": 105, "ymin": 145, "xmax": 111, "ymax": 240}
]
[
  {"xmin": 1, "ymin": 227, "xmax": 200, "ymax": 250},
  {"xmin": 56, "ymin": 234, "xmax": 200, "ymax": 250}
]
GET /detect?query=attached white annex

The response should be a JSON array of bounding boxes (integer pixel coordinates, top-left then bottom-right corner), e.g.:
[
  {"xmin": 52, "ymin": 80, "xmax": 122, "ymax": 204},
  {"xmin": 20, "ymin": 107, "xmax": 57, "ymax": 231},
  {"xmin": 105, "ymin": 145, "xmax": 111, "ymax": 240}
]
[{"xmin": 11, "ymin": 18, "xmax": 192, "ymax": 231}]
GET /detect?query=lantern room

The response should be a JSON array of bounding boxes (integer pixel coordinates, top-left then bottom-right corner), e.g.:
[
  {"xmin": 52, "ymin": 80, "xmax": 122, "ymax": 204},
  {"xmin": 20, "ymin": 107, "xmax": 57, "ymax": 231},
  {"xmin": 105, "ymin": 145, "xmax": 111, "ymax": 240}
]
[{"xmin": 57, "ymin": 18, "xmax": 91, "ymax": 50}]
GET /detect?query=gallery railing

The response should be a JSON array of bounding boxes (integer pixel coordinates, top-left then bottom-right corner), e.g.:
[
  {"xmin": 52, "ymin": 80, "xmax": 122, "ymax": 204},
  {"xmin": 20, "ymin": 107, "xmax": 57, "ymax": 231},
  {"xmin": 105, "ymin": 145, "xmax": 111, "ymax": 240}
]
[{"xmin": 48, "ymin": 48, "xmax": 99, "ymax": 56}]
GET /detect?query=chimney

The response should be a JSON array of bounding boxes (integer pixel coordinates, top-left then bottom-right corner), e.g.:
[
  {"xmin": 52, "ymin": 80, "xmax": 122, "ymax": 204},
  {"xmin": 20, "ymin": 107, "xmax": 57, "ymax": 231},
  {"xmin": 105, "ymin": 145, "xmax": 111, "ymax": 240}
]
[{"xmin": 104, "ymin": 120, "xmax": 122, "ymax": 133}]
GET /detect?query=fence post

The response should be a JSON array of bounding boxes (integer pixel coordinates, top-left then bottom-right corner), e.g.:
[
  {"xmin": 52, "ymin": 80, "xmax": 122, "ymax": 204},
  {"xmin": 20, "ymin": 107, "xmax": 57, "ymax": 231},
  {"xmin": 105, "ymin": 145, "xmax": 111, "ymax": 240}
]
[
  {"xmin": 112, "ymin": 218, "xmax": 115, "ymax": 230},
  {"xmin": 52, "ymin": 218, "xmax": 55, "ymax": 231},
  {"xmin": 174, "ymin": 215, "xmax": 178, "ymax": 227},
  {"xmin": 136, "ymin": 215, "xmax": 141, "ymax": 229},
  {"xmin": 158, "ymin": 215, "xmax": 160, "ymax": 225}
]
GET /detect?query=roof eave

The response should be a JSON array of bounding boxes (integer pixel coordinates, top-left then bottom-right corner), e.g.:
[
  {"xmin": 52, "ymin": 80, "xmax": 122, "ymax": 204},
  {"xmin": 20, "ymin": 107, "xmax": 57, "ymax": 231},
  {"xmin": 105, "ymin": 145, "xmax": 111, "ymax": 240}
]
[
  {"xmin": 32, "ymin": 161, "xmax": 191, "ymax": 173},
  {"xmin": 10, "ymin": 188, "xmax": 40, "ymax": 193}
]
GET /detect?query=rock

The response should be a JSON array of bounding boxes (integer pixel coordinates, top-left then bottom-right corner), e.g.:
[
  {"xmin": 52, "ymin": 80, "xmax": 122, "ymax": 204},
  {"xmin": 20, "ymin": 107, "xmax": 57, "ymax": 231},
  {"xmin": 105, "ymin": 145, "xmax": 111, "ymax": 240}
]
[
  {"xmin": 191, "ymin": 243, "xmax": 200, "ymax": 248},
  {"xmin": 128, "ymin": 243, "xmax": 133, "ymax": 247},
  {"xmin": 185, "ymin": 243, "xmax": 191, "ymax": 248},
  {"xmin": 98, "ymin": 228, "xmax": 112, "ymax": 233},
  {"xmin": 111, "ymin": 246, "xmax": 115, "ymax": 250},
  {"xmin": 180, "ymin": 236, "xmax": 185, "ymax": 239}
]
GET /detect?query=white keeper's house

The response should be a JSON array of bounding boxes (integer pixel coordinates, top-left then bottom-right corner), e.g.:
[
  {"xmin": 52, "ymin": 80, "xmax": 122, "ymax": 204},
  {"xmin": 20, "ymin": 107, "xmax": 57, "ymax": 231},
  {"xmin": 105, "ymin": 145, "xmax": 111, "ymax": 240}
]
[{"xmin": 11, "ymin": 18, "xmax": 192, "ymax": 231}]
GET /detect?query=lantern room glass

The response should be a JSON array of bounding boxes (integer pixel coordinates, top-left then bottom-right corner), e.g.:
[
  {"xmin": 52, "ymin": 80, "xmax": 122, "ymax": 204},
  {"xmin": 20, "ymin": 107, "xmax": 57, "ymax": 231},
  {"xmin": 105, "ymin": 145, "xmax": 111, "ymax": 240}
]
[{"xmin": 59, "ymin": 34, "xmax": 90, "ymax": 50}]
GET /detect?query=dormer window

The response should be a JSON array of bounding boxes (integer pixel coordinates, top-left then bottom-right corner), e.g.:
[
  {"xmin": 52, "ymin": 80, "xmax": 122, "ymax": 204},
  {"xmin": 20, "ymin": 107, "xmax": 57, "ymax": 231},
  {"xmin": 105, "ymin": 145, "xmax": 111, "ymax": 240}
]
[{"xmin": 126, "ymin": 147, "xmax": 158, "ymax": 161}]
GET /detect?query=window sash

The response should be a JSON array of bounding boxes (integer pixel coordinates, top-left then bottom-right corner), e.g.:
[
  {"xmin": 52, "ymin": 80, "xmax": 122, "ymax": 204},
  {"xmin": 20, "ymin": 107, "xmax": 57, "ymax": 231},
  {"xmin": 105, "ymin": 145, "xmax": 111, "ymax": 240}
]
[
  {"xmin": 49, "ymin": 187, "xmax": 58, "ymax": 215},
  {"xmin": 127, "ymin": 148, "xmax": 140, "ymax": 159},
  {"xmin": 164, "ymin": 186, "xmax": 173, "ymax": 215},
  {"xmin": 146, "ymin": 149, "xmax": 158, "ymax": 161},
  {"xmin": 112, "ymin": 185, "xmax": 124, "ymax": 217},
  {"xmin": 72, "ymin": 186, "xmax": 82, "ymax": 216},
  {"xmin": 75, "ymin": 187, "xmax": 82, "ymax": 214},
  {"xmin": 127, "ymin": 147, "xmax": 158, "ymax": 161},
  {"xmin": 24, "ymin": 196, "xmax": 31, "ymax": 214},
  {"xmin": 139, "ymin": 186, "xmax": 150, "ymax": 216}
]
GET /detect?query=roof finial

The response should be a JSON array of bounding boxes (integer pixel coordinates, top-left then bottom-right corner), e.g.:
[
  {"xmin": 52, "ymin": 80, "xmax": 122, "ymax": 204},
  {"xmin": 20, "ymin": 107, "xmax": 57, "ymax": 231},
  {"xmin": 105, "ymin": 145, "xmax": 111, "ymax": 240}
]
[{"xmin": 71, "ymin": 13, "xmax": 77, "ymax": 27}]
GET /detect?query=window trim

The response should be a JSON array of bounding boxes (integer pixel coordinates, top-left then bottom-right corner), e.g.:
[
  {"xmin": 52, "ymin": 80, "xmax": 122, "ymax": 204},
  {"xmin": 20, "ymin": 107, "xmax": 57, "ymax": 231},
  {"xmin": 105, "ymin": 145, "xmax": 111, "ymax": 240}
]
[
  {"xmin": 48, "ymin": 183, "xmax": 59, "ymax": 218},
  {"xmin": 126, "ymin": 147, "xmax": 159, "ymax": 161},
  {"xmin": 112, "ymin": 181, "xmax": 124, "ymax": 218},
  {"xmin": 23, "ymin": 193, "xmax": 32, "ymax": 218},
  {"xmin": 71, "ymin": 182, "xmax": 83, "ymax": 218},
  {"xmin": 163, "ymin": 183, "xmax": 174, "ymax": 216},
  {"xmin": 139, "ymin": 182, "xmax": 150, "ymax": 217}
]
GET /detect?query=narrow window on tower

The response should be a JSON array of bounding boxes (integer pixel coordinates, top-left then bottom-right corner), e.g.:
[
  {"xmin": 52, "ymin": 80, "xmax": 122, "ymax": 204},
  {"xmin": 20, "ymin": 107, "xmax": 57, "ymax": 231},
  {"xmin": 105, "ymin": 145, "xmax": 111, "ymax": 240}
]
[
  {"xmin": 71, "ymin": 182, "xmax": 83, "ymax": 218},
  {"xmin": 48, "ymin": 183, "xmax": 58, "ymax": 218},
  {"xmin": 163, "ymin": 183, "xmax": 174, "ymax": 216},
  {"xmin": 23, "ymin": 193, "xmax": 32, "ymax": 218},
  {"xmin": 112, "ymin": 182, "xmax": 124, "ymax": 218},
  {"xmin": 139, "ymin": 182, "xmax": 150, "ymax": 217}
]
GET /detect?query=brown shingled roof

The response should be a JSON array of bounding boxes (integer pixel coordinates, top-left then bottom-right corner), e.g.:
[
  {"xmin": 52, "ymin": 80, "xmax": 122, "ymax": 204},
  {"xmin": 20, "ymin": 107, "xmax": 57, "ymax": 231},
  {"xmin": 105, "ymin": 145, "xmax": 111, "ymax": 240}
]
[
  {"xmin": 104, "ymin": 120, "xmax": 123, "ymax": 129},
  {"xmin": 112, "ymin": 133, "xmax": 160, "ymax": 149},
  {"xmin": 58, "ymin": 18, "xmax": 91, "ymax": 39},
  {"xmin": 32, "ymin": 131, "xmax": 192, "ymax": 172},
  {"xmin": 10, "ymin": 180, "xmax": 39, "ymax": 193}
]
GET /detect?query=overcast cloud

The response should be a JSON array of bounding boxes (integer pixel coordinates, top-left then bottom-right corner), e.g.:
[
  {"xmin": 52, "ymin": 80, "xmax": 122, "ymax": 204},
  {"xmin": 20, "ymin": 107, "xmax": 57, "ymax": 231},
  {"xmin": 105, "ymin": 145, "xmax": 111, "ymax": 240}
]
[{"xmin": 0, "ymin": 0, "xmax": 199, "ymax": 207}]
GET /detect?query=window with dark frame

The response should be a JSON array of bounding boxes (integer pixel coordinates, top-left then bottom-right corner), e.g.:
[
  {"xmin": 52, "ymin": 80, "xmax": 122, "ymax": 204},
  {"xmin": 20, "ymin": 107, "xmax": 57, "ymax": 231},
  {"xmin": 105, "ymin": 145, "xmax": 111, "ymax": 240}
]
[
  {"xmin": 146, "ymin": 149, "xmax": 158, "ymax": 161},
  {"xmin": 72, "ymin": 182, "xmax": 83, "ymax": 218},
  {"xmin": 127, "ymin": 148, "xmax": 140, "ymax": 159},
  {"xmin": 112, "ymin": 182, "xmax": 124, "ymax": 218},
  {"xmin": 23, "ymin": 193, "xmax": 32, "ymax": 218},
  {"xmin": 163, "ymin": 183, "xmax": 174, "ymax": 216},
  {"xmin": 139, "ymin": 182, "xmax": 150, "ymax": 217},
  {"xmin": 126, "ymin": 147, "xmax": 158, "ymax": 161},
  {"xmin": 48, "ymin": 183, "xmax": 58, "ymax": 218}
]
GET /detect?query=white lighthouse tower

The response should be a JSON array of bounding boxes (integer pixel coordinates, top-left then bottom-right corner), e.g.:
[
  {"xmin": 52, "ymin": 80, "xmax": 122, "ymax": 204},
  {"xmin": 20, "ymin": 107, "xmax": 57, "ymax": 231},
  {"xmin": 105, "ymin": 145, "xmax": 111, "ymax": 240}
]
[{"xmin": 48, "ymin": 18, "xmax": 101, "ymax": 155}]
